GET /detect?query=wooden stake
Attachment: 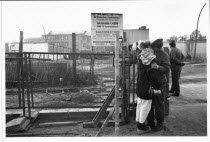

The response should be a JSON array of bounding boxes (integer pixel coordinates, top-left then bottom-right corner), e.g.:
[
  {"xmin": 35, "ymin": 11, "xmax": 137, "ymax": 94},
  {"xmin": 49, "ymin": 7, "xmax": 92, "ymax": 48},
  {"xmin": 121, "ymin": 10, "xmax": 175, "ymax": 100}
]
[{"xmin": 95, "ymin": 101, "xmax": 115, "ymax": 137}]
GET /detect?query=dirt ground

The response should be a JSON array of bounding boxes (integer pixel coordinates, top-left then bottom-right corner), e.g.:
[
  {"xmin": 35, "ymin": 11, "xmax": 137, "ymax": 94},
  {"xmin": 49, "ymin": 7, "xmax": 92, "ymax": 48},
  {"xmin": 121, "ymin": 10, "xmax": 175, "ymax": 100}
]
[{"xmin": 6, "ymin": 63, "xmax": 207, "ymax": 137}]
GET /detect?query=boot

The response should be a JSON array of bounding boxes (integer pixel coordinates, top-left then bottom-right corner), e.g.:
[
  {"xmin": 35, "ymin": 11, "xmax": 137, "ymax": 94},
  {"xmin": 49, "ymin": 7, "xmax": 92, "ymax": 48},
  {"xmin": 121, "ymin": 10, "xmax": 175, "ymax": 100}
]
[
  {"xmin": 137, "ymin": 122, "xmax": 149, "ymax": 131},
  {"xmin": 147, "ymin": 121, "xmax": 156, "ymax": 131},
  {"xmin": 170, "ymin": 92, "xmax": 180, "ymax": 97},
  {"xmin": 154, "ymin": 123, "xmax": 164, "ymax": 131}
]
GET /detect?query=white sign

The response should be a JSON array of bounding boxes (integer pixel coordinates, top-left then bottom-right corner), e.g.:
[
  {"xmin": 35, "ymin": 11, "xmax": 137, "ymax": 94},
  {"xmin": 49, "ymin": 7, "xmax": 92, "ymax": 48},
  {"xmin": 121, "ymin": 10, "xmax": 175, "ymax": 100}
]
[{"xmin": 91, "ymin": 13, "xmax": 123, "ymax": 47}]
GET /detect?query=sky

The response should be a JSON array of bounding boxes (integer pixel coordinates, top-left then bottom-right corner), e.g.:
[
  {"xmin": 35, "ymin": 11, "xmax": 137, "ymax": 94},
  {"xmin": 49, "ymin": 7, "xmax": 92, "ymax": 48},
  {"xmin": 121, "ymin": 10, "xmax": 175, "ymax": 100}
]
[{"xmin": 1, "ymin": 0, "xmax": 209, "ymax": 44}]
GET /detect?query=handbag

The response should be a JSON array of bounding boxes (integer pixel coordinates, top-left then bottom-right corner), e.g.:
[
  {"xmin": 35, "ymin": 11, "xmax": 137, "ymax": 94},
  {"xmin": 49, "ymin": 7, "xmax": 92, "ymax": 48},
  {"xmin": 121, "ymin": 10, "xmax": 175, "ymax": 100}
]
[{"xmin": 146, "ymin": 70, "xmax": 162, "ymax": 96}]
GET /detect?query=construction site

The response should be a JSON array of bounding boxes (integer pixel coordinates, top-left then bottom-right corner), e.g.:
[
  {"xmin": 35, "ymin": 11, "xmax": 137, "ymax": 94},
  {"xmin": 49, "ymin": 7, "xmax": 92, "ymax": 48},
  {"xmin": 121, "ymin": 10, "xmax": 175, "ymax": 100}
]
[{"xmin": 4, "ymin": 12, "xmax": 207, "ymax": 137}]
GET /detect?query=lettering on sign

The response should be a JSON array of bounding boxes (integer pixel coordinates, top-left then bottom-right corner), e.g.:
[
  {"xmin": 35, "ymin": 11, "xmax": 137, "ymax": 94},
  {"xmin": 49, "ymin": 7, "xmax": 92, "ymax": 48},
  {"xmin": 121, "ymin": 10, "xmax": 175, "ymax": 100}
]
[{"xmin": 91, "ymin": 13, "xmax": 123, "ymax": 47}]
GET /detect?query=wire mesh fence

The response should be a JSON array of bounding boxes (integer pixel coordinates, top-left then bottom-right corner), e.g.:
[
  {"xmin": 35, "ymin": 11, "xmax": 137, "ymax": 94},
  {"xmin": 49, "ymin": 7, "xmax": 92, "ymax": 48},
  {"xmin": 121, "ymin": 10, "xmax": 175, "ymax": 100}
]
[{"xmin": 5, "ymin": 52, "xmax": 118, "ymax": 109}]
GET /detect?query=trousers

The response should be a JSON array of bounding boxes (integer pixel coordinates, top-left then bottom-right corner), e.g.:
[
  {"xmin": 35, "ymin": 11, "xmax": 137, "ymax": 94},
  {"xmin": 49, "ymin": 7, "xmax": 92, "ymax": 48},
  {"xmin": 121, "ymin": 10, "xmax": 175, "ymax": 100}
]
[
  {"xmin": 136, "ymin": 98, "xmax": 152, "ymax": 123},
  {"xmin": 147, "ymin": 79, "xmax": 167, "ymax": 124},
  {"xmin": 170, "ymin": 70, "xmax": 181, "ymax": 94}
]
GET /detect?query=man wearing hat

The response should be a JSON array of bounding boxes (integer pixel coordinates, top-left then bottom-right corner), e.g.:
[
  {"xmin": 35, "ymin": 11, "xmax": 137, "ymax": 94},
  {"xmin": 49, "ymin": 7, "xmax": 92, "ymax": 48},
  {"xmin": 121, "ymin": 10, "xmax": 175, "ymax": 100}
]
[
  {"xmin": 146, "ymin": 38, "xmax": 170, "ymax": 131},
  {"xmin": 169, "ymin": 40, "xmax": 185, "ymax": 97}
]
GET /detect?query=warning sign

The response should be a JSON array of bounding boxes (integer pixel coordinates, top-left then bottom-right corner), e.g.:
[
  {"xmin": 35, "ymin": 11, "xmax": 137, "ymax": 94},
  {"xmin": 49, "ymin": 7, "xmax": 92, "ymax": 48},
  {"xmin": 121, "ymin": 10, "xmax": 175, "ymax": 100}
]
[{"xmin": 91, "ymin": 13, "xmax": 123, "ymax": 47}]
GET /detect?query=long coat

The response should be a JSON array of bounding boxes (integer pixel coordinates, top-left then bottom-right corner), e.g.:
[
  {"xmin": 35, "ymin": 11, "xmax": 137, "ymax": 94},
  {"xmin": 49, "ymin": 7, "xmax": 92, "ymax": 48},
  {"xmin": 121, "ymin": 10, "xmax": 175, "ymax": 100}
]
[
  {"xmin": 170, "ymin": 47, "xmax": 184, "ymax": 71},
  {"xmin": 136, "ymin": 56, "xmax": 153, "ymax": 100},
  {"xmin": 136, "ymin": 49, "xmax": 170, "ymax": 100}
]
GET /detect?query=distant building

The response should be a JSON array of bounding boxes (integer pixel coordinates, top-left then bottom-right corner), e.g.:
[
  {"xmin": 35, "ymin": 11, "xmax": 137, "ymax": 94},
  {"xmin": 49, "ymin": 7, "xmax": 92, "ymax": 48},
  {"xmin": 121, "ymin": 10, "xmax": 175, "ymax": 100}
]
[
  {"xmin": 93, "ymin": 26, "xmax": 149, "ymax": 53},
  {"xmin": 5, "ymin": 43, "xmax": 10, "ymax": 53},
  {"xmin": 7, "ymin": 42, "xmax": 49, "ymax": 53},
  {"xmin": 24, "ymin": 37, "xmax": 45, "ymax": 43},
  {"xmin": 124, "ymin": 26, "xmax": 149, "ymax": 44},
  {"xmin": 42, "ymin": 31, "xmax": 91, "ymax": 53}
]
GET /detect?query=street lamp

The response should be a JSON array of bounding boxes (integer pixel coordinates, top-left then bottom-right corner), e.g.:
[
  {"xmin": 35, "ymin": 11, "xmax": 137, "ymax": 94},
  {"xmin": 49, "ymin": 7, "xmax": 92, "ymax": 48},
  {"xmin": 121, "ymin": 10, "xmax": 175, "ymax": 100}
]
[{"xmin": 193, "ymin": 3, "xmax": 206, "ymax": 62}]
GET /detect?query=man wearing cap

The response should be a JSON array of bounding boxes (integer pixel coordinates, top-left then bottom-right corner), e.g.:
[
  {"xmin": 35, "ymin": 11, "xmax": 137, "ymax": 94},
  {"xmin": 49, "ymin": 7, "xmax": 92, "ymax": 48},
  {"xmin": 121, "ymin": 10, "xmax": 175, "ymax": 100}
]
[
  {"xmin": 146, "ymin": 38, "xmax": 170, "ymax": 131},
  {"xmin": 169, "ymin": 40, "xmax": 185, "ymax": 97}
]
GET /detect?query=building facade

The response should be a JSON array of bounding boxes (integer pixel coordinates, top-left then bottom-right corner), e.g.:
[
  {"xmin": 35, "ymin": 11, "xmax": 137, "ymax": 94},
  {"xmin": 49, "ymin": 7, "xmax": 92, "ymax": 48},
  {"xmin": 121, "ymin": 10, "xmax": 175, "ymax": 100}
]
[
  {"xmin": 42, "ymin": 31, "xmax": 91, "ymax": 53},
  {"xmin": 93, "ymin": 27, "xmax": 149, "ymax": 53},
  {"xmin": 124, "ymin": 27, "xmax": 149, "ymax": 44},
  {"xmin": 24, "ymin": 37, "xmax": 45, "ymax": 43}
]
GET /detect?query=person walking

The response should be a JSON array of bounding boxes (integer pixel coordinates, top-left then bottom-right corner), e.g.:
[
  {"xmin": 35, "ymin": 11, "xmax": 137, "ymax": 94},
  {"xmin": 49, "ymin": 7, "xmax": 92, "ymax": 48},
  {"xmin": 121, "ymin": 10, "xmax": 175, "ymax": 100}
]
[
  {"xmin": 169, "ymin": 40, "xmax": 185, "ymax": 97},
  {"xmin": 147, "ymin": 38, "xmax": 170, "ymax": 131}
]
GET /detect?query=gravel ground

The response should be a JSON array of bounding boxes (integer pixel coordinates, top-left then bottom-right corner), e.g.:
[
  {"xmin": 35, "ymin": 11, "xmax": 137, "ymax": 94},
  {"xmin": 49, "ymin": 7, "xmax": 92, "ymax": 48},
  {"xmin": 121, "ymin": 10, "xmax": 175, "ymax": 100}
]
[{"xmin": 6, "ymin": 64, "xmax": 207, "ymax": 137}]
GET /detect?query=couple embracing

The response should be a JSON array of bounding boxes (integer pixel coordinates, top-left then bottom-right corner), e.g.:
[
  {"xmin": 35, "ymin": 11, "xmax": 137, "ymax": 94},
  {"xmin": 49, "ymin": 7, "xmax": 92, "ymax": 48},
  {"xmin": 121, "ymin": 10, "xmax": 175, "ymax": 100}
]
[{"xmin": 135, "ymin": 39, "xmax": 170, "ymax": 133}]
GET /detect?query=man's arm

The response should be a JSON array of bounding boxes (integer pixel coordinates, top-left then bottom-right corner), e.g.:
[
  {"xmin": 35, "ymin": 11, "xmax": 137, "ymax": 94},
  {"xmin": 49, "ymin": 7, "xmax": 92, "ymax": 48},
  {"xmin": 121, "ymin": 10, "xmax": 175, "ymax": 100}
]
[
  {"xmin": 170, "ymin": 49, "xmax": 181, "ymax": 64},
  {"xmin": 158, "ymin": 53, "xmax": 170, "ymax": 73},
  {"xmin": 151, "ymin": 52, "xmax": 170, "ymax": 73}
]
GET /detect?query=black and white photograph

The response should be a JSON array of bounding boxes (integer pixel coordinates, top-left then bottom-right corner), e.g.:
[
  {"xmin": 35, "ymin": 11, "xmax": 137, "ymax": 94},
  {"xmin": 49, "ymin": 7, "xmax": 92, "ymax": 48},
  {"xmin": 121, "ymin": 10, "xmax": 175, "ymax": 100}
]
[{"xmin": 1, "ymin": 0, "xmax": 209, "ymax": 140}]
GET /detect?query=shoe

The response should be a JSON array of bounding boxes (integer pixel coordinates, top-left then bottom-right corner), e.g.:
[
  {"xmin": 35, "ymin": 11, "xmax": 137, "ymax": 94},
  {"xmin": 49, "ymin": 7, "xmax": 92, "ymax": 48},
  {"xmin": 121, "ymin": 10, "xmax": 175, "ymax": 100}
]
[
  {"xmin": 170, "ymin": 93, "xmax": 179, "ymax": 97},
  {"xmin": 169, "ymin": 90, "xmax": 174, "ymax": 93},
  {"xmin": 147, "ymin": 121, "xmax": 156, "ymax": 131},
  {"xmin": 154, "ymin": 123, "xmax": 164, "ymax": 131},
  {"xmin": 137, "ymin": 123, "xmax": 149, "ymax": 131},
  {"xmin": 137, "ymin": 123, "xmax": 150, "ymax": 134}
]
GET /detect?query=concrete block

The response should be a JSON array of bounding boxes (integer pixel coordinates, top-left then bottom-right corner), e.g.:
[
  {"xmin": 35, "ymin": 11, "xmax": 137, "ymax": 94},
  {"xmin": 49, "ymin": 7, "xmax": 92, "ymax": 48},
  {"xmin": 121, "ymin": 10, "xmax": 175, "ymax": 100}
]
[
  {"xmin": 83, "ymin": 121, "xmax": 94, "ymax": 128},
  {"xmin": 20, "ymin": 119, "xmax": 31, "ymax": 131},
  {"xmin": 83, "ymin": 121, "xmax": 102, "ymax": 128},
  {"xmin": 6, "ymin": 117, "xmax": 28, "ymax": 132},
  {"xmin": 6, "ymin": 117, "xmax": 26, "ymax": 127},
  {"xmin": 20, "ymin": 111, "xmax": 40, "ymax": 122}
]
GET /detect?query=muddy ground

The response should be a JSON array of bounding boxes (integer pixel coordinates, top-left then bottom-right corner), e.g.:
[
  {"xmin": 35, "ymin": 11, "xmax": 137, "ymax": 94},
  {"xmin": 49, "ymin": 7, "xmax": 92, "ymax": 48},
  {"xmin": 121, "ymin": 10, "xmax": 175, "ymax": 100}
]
[{"xmin": 6, "ymin": 63, "xmax": 207, "ymax": 137}]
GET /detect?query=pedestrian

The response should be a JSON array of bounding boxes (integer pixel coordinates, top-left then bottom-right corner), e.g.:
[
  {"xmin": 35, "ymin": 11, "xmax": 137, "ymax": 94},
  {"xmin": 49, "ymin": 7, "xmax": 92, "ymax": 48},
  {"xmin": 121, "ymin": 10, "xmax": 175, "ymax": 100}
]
[
  {"xmin": 169, "ymin": 40, "xmax": 185, "ymax": 97},
  {"xmin": 135, "ymin": 41, "xmax": 157, "ymax": 133},
  {"xmin": 146, "ymin": 38, "xmax": 170, "ymax": 131}
]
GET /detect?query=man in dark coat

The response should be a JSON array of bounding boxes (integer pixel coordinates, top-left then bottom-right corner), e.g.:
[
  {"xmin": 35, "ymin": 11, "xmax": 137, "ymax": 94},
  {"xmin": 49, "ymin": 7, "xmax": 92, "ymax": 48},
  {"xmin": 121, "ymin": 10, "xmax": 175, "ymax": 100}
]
[
  {"xmin": 147, "ymin": 38, "xmax": 170, "ymax": 131},
  {"xmin": 169, "ymin": 40, "xmax": 185, "ymax": 96}
]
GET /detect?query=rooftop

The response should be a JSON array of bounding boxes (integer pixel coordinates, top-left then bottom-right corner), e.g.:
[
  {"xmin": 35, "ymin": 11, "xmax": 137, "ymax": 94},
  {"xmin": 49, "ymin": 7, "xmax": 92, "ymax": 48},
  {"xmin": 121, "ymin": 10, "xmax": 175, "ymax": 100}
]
[{"xmin": 45, "ymin": 31, "xmax": 91, "ymax": 36}]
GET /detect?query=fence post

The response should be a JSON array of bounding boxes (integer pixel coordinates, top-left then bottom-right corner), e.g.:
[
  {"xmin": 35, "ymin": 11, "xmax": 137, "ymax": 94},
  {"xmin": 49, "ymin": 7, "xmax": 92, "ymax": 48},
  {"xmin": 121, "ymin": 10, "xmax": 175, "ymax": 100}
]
[
  {"xmin": 24, "ymin": 53, "xmax": 31, "ymax": 119},
  {"xmin": 132, "ymin": 49, "xmax": 136, "ymax": 117},
  {"xmin": 16, "ymin": 53, "xmax": 21, "ymax": 107},
  {"xmin": 19, "ymin": 31, "xmax": 25, "ymax": 116},
  {"xmin": 127, "ymin": 43, "xmax": 131, "ymax": 118},
  {"xmin": 72, "ymin": 33, "xmax": 76, "ymax": 83},
  {"xmin": 28, "ymin": 53, "xmax": 34, "ymax": 108},
  {"xmin": 91, "ymin": 46, "xmax": 95, "ymax": 81},
  {"xmin": 122, "ymin": 42, "xmax": 125, "ymax": 122},
  {"xmin": 115, "ymin": 37, "xmax": 120, "ymax": 136}
]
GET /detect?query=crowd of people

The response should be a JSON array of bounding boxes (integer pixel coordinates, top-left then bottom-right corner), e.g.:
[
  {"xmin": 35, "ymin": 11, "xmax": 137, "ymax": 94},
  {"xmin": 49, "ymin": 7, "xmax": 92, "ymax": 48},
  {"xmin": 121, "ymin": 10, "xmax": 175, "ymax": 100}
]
[{"xmin": 134, "ymin": 38, "xmax": 185, "ymax": 133}]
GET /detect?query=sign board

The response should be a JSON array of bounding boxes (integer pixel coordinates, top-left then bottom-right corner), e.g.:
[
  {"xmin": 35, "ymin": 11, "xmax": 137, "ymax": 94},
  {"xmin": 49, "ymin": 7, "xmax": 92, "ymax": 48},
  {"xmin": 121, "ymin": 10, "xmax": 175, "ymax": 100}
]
[{"xmin": 91, "ymin": 13, "xmax": 123, "ymax": 47}]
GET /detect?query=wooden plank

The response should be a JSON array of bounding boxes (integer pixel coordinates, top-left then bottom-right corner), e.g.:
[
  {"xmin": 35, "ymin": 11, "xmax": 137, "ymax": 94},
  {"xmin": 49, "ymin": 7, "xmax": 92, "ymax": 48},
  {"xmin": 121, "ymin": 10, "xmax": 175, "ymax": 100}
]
[
  {"xmin": 39, "ymin": 121, "xmax": 81, "ymax": 127},
  {"xmin": 92, "ymin": 86, "xmax": 115, "ymax": 127}
]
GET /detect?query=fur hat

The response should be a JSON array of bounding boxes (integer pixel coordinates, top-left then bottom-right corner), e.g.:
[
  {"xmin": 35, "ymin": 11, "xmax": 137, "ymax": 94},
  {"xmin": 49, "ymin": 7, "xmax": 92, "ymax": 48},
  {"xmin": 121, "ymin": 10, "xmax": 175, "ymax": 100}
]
[
  {"xmin": 169, "ymin": 40, "xmax": 176, "ymax": 47},
  {"xmin": 151, "ymin": 38, "xmax": 163, "ymax": 48}
]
